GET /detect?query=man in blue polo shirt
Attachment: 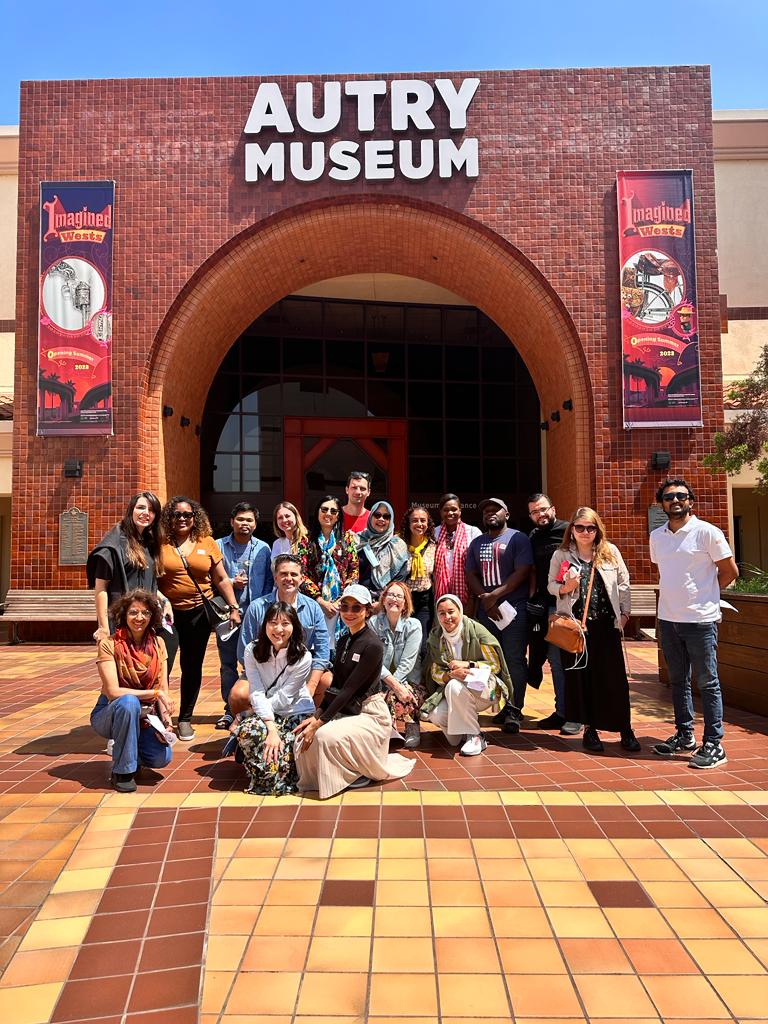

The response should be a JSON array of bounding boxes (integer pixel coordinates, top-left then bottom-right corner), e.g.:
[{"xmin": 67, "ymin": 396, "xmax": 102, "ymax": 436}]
[
  {"xmin": 465, "ymin": 497, "xmax": 534, "ymax": 733},
  {"xmin": 215, "ymin": 502, "xmax": 272, "ymax": 729}
]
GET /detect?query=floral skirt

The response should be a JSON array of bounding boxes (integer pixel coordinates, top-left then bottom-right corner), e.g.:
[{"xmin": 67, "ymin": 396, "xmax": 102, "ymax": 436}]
[
  {"xmin": 234, "ymin": 713, "xmax": 311, "ymax": 796},
  {"xmin": 384, "ymin": 681, "xmax": 428, "ymax": 730}
]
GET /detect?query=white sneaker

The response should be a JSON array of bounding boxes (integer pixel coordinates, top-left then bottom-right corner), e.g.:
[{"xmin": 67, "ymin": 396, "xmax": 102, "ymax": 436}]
[{"xmin": 460, "ymin": 734, "xmax": 487, "ymax": 757}]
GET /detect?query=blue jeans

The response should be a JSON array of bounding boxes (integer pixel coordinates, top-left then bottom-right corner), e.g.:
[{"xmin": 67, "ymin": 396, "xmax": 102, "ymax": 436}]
[
  {"xmin": 217, "ymin": 628, "xmax": 241, "ymax": 713},
  {"xmin": 91, "ymin": 694, "xmax": 173, "ymax": 775},
  {"xmin": 658, "ymin": 619, "xmax": 724, "ymax": 743},
  {"xmin": 477, "ymin": 599, "xmax": 528, "ymax": 713}
]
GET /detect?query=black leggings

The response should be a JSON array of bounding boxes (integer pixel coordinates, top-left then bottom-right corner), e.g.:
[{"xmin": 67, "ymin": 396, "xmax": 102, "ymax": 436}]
[{"xmin": 173, "ymin": 604, "xmax": 212, "ymax": 722}]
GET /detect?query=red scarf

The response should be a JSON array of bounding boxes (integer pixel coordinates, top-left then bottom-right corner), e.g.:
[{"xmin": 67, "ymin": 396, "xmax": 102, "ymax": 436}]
[
  {"xmin": 112, "ymin": 627, "xmax": 162, "ymax": 691},
  {"xmin": 434, "ymin": 522, "xmax": 469, "ymax": 605}
]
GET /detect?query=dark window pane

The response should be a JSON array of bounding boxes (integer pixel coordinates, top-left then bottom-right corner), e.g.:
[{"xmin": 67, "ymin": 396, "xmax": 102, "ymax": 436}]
[
  {"xmin": 409, "ymin": 420, "xmax": 443, "ymax": 457},
  {"xmin": 367, "ymin": 380, "xmax": 407, "ymax": 417},
  {"xmin": 447, "ymin": 457, "xmax": 481, "ymax": 492},
  {"xmin": 483, "ymin": 458, "xmax": 517, "ymax": 493},
  {"xmin": 482, "ymin": 346, "xmax": 518, "ymax": 380},
  {"xmin": 240, "ymin": 381, "xmax": 281, "ymax": 414},
  {"xmin": 409, "ymin": 457, "xmax": 443, "ymax": 492},
  {"xmin": 443, "ymin": 308, "xmax": 477, "ymax": 345},
  {"xmin": 408, "ymin": 343, "xmax": 442, "ymax": 380},
  {"xmin": 282, "ymin": 298, "xmax": 322, "ymax": 337},
  {"xmin": 213, "ymin": 453, "xmax": 240, "ymax": 492},
  {"xmin": 446, "ymin": 383, "xmax": 479, "ymax": 418},
  {"xmin": 445, "ymin": 346, "xmax": 479, "ymax": 382},
  {"xmin": 283, "ymin": 338, "xmax": 323, "ymax": 375},
  {"xmin": 326, "ymin": 339, "xmax": 365, "ymax": 376},
  {"xmin": 478, "ymin": 315, "xmax": 507, "ymax": 347},
  {"xmin": 325, "ymin": 301, "xmax": 364, "ymax": 340},
  {"xmin": 243, "ymin": 451, "xmax": 282, "ymax": 491},
  {"xmin": 242, "ymin": 415, "xmax": 283, "ymax": 453},
  {"xmin": 248, "ymin": 303, "xmax": 284, "ymax": 337},
  {"xmin": 205, "ymin": 374, "xmax": 242, "ymax": 412},
  {"xmin": 515, "ymin": 386, "xmax": 540, "ymax": 420},
  {"xmin": 483, "ymin": 421, "xmax": 516, "ymax": 458},
  {"xmin": 367, "ymin": 343, "xmax": 405, "ymax": 378},
  {"xmin": 215, "ymin": 414, "xmax": 240, "ymax": 451},
  {"xmin": 366, "ymin": 304, "xmax": 403, "ymax": 341},
  {"xmin": 242, "ymin": 336, "xmax": 280, "ymax": 374},
  {"xmin": 215, "ymin": 342, "xmax": 240, "ymax": 375},
  {"xmin": 481, "ymin": 382, "xmax": 517, "ymax": 418},
  {"xmin": 406, "ymin": 306, "xmax": 441, "ymax": 341},
  {"xmin": 518, "ymin": 460, "xmax": 542, "ymax": 495},
  {"xmin": 446, "ymin": 420, "xmax": 480, "ymax": 456},
  {"xmin": 408, "ymin": 381, "xmax": 443, "ymax": 418}
]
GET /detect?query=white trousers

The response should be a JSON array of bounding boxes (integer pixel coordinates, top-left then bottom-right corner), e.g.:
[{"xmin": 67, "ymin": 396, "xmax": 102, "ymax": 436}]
[{"xmin": 428, "ymin": 678, "xmax": 493, "ymax": 745}]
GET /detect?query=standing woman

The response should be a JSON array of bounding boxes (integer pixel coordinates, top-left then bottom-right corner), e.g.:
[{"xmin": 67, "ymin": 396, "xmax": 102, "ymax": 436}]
[
  {"xmin": 157, "ymin": 496, "xmax": 241, "ymax": 740},
  {"xmin": 293, "ymin": 584, "xmax": 416, "ymax": 799},
  {"xmin": 357, "ymin": 501, "xmax": 409, "ymax": 603},
  {"xmin": 369, "ymin": 580, "xmax": 425, "ymax": 749},
  {"xmin": 297, "ymin": 496, "xmax": 359, "ymax": 645},
  {"xmin": 234, "ymin": 602, "xmax": 315, "ymax": 795},
  {"xmin": 547, "ymin": 507, "xmax": 640, "ymax": 754},
  {"xmin": 271, "ymin": 501, "xmax": 309, "ymax": 561},
  {"xmin": 433, "ymin": 493, "xmax": 482, "ymax": 608},
  {"xmin": 400, "ymin": 505, "xmax": 437, "ymax": 656}
]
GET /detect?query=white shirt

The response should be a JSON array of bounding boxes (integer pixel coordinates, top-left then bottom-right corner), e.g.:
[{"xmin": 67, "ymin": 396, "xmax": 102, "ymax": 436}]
[
  {"xmin": 271, "ymin": 537, "xmax": 291, "ymax": 561},
  {"xmin": 244, "ymin": 646, "xmax": 314, "ymax": 720},
  {"xmin": 434, "ymin": 523, "xmax": 482, "ymax": 574},
  {"xmin": 649, "ymin": 515, "xmax": 732, "ymax": 623}
]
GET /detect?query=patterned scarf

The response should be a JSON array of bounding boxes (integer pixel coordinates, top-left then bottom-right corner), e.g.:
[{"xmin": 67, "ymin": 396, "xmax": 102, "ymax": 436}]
[
  {"xmin": 112, "ymin": 627, "xmax": 162, "ymax": 691},
  {"xmin": 319, "ymin": 532, "xmax": 342, "ymax": 604},
  {"xmin": 358, "ymin": 503, "xmax": 409, "ymax": 592},
  {"xmin": 434, "ymin": 522, "xmax": 469, "ymax": 604},
  {"xmin": 408, "ymin": 537, "xmax": 429, "ymax": 580}
]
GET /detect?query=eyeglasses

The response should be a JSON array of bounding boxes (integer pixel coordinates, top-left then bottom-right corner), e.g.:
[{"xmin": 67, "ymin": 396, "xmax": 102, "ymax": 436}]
[
  {"xmin": 127, "ymin": 608, "xmax": 151, "ymax": 618},
  {"xmin": 319, "ymin": 506, "xmax": 339, "ymax": 515},
  {"xmin": 372, "ymin": 511, "xmax": 391, "ymax": 520},
  {"xmin": 172, "ymin": 510, "xmax": 193, "ymax": 520},
  {"xmin": 572, "ymin": 524, "xmax": 597, "ymax": 534},
  {"xmin": 339, "ymin": 602, "xmax": 365, "ymax": 613},
  {"xmin": 662, "ymin": 492, "xmax": 690, "ymax": 502},
  {"xmin": 529, "ymin": 505, "xmax": 553, "ymax": 517},
  {"xmin": 385, "ymin": 592, "xmax": 405, "ymax": 601}
]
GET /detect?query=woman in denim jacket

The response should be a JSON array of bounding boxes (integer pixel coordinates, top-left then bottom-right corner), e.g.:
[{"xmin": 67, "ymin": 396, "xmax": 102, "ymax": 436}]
[{"xmin": 369, "ymin": 580, "xmax": 424, "ymax": 749}]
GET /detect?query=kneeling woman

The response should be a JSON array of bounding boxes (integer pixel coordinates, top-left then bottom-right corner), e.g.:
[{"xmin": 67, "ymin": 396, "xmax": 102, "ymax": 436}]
[
  {"xmin": 91, "ymin": 590, "xmax": 174, "ymax": 793},
  {"xmin": 294, "ymin": 585, "xmax": 416, "ymax": 799},
  {"xmin": 233, "ymin": 602, "xmax": 315, "ymax": 795},
  {"xmin": 421, "ymin": 594, "xmax": 512, "ymax": 757}
]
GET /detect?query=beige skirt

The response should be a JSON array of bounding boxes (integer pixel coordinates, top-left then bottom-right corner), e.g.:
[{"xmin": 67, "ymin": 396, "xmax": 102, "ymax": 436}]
[{"xmin": 296, "ymin": 692, "xmax": 415, "ymax": 800}]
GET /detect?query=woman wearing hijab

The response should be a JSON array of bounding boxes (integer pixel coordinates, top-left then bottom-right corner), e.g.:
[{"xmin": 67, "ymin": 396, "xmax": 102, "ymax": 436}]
[
  {"xmin": 357, "ymin": 501, "xmax": 409, "ymax": 602},
  {"xmin": 297, "ymin": 495, "xmax": 359, "ymax": 647},
  {"xmin": 433, "ymin": 493, "xmax": 482, "ymax": 607},
  {"xmin": 421, "ymin": 593, "xmax": 512, "ymax": 757}
]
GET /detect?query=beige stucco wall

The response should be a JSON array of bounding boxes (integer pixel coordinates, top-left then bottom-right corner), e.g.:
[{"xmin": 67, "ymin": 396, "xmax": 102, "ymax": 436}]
[{"xmin": 0, "ymin": 127, "xmax": 18, "ymax": 321}]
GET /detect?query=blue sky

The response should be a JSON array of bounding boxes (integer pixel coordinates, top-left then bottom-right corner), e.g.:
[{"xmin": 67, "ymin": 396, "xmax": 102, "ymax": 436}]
[{"xmin": 2, "ymin": 0, "xmax": 765, "ymax": 124}]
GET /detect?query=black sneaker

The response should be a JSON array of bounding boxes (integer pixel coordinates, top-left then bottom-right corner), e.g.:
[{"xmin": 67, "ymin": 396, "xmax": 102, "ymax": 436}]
[
  {"xmin": 111, "ymin": 772, "xmax": 137, "ymax": 793},
  {"xmin": 501, "ymin": 711, "xmax": 521, "ymax": 735},
  {"xmin": 215, "ymin": 712, "xmax": 233, "ymax": 730},
  {"xmin": 688, "ymin": 741, "xmax": 727, "ymax": 770},
  {"xmin": 652, "ymin": 732, "xmax": 696, "ymax": 758},
  {"xmin": 620, "ymin": 729, "xmax": 641, "ymax": 753},
  {"xmin": 537, "ymin": 712, "xmax": 565, "ymax": 730},
  {"xmin": 582, "ymin": 727, "xmax": 604, "ymax": 753}
]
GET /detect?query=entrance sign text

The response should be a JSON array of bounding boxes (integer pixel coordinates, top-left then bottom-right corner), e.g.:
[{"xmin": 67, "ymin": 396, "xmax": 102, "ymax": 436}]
[{"xmin": 244, "ymin": 78, "xmax": 480, "ymax": 183}]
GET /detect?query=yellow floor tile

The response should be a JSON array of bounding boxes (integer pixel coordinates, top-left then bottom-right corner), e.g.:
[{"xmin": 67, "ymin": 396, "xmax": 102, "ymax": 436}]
[
  {"xmin": 575, "ymin": 973, "xmax": 658, "ymax": 1018},
  {"xmin": 372, "ymin": 937, "xmax": 435, "ymax": 973},
  {"xmin": 604, "ymin": 908, "xmax": 674, "ymax": 939},
  {"xmin": 564, "ymin": 839, "xmax": 619, "ymax": 858},
  {"xmin": 241, "ymin": 935, "xmax": 310, "ymax": 972},
  {"xmin": 536, "ymin": 881, "xmax": 598, "ymax": 907},
  {"xmin": 574, "ymin": 858, "xmax": 635, "ymax": 881},
  {"xmin": 214, "ymin": 879, "xmax": 270, "ymax": 905},
  {"xmin": 717, "ymin": 906, "xmax": 768, "ymax": 938},
  {"xmin": 746, "ymin": 938, "xmax": 768, "ymax": 967},
  {"xmin": 330, "ymin": 839, "xmax": 379, "ymax": 858},
  {"xmin": 49, "ymin": 866, "xmax": 111, "ymax": 893},
  {"xmin": 376, "ymin": 880, "xmax": 429, "ymax": 906},
  {"xmin": 548, "ymin": 907, "xmax": 613, "ymax": 939},
  {"xmin": 226, "ymin": 971, "xmax": 302, "ymax": 1015},
  {"xmin": 705, "ymin": 838, "xmax": 764, "ymax": 858},
  {"xmin": 35, "ymin": 889, "xmax": 101, "ymax": 919},
  {"xmin": 518, "ymin": 838, "xmax": 571, "ymax": 858},
  {"xmin": 471, "ymin": 838, "xmax": 522, "ymax": 858},
  {"xmin": 684, "ymin": 938, "xmax": 766, "ymax": 974},
  {"xmin": 505, "ymin": 973, "xmax": 582, "ymax": 1017},
  {"xmin": 627, "ymin": 859, "xmax": 687, "ymax": 882},
  {"xmin": 429, "ymin": 879, "xmax": 485, "ymax": 905},
  {"xmin": 326, "ymin": 858, "xmax": 377, "ymax": 880},
  {"xmin": 476, "ymin": 858, "xmax": 531, "ymax": 880},
  {"xmin": 223, "ymin": 856, "xmax": 279, "ymax": 879},
  {"xmin": 265, "ymin": 879, "xmax": 323, "ymax": 904},
  {"xmin": 497, "ymin": 937, "xmax": 567, "ymax": 974},
  {"xmin": 490, "ymin": 906, "xmax": 553, "ymax": 938},
  {"xmin": 426, "ymin": 858, "xmax": 479, "ymax": 881},
  {"xmin": 642, "ymin": 882, "xmax": 709, "ymax": 908},
  {"xmin": 315, "ymin": 906, "xmax": 373, "ymax": 937},
  {"xmin": 307, "ymin": 936, "xmax": 371, "ymax": 972},
  {"xmin": 661, "ymin": 908, "xmax": 736, "ymax": 939},
  {"xmin": 377, "ymin": 858, "xmax": 427, "ymax": 880},
  {"xmin": 209, "ymin": 904, "xmax": 262, "ymax": 934},
  {"xmin": 434, "ymin": 937, "xmax": 502, "ymax": 974},
  {"xmin": 274, "ymin": 857, "xmax": 328, "ymax": 879},
  {"xmin": 527, "ymin": 858, "xmax": 583, "ymax": 881},
  {"xmin": 0, "ymin": 982, "xmax": 64, "ymax": 1024},
  {"xmin": 424, "ymin": 839, "xmax": 474, "ymax": 858},
  {"xmin": 438, "ymin": 972, "xmax": 510, "ymax": 1016},
  {"xmin": 238, "ymin": 838, "xmax": 285, "ymax": 856},
  {"xmin": 641, "ymin": 974, "xmax": 731, "ymax": 1019},
  {"xmin": 283, "ymin": 838, "xmax": 332, "ymax": 858},
  {"xmin": 612, "ymin": 839, "xmax": 666, "ymax": 858},
  {"xmin": 695, "ymin": 880, "xmax": 767, "ymax": 907},
  {"xmin": 483, "ymin": 880, "xmax": 541, "ymax": 906},
  {"xmin": 205, "ymin": 934, "xmax": 249, "ymax": 971},
  {"xmin": 296, "ymin": 972, "xmax": 368, "ymax": 1016},
  {"xmin": 710, "ymin": 973, "xmax": 768, "ymax": 1017},
  {"xmin": 731, "ymin": 858, "xmax": 768, "ymax": 880},
  {"xmin": 559, "ymin": 937, "xmax": 633, "ymax": 974},
  {"xmin": 18, "ymin": 914, "xmax": 90, "ymax": 951},
  {"xmin": 369, "ymin": 973, "xmax": 437, "ymax": 1016},
  {"xmin": 677, "ymin": 858, "xmax": 740, "ymax": 882},
  {"xmin": 0, "ymin": 946, "xmax": 77, "ymax": 988},
  {"xmin": 378, "ymin": 839, "xmax": 425, "ymax": 858},
  {"xmin": 251, "ymin": 905, "xmax": 315, "ymax": 936},
  {"xmin": 432, "ymin": 905, "xmax": 492, "ymax": 937}
]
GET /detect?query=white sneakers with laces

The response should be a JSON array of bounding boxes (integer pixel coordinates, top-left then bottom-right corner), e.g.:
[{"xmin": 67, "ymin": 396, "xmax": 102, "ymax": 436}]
[{"xmin": 459, "ymin": 734, "xmax": 487, "ymax": 757}]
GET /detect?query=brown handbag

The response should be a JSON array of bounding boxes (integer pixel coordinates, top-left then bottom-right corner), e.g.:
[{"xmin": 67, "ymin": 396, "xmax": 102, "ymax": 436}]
[{"xmin": 546, "ymin": 564, "xmax": 595, "ymax": 654}]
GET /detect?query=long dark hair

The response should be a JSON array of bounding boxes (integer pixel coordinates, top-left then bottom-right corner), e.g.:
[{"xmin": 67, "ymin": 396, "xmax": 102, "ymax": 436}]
[
  {"xmin": 308, "ymin": 495, "xmax": 343, "ymax": 546},
  {"xmin": 253, "ymin": 602, "xmax": 307, "ymax": 665},
  {"xmin": 399, "ymin": 505, "xmax": 436, "ymax": 545},
  {"xmin": 120, "ymin": 492, "xmax": 162, "ymax": 573},
  {"xmin": 158, "ymin": 496, "xmax": 212, "ymax": 544}
]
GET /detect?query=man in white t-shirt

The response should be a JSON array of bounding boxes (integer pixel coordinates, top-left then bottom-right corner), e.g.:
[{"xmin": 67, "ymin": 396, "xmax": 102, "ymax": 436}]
[{"xmin": 649, "ymin": 479, "xmax": 738, "ymax": 769}]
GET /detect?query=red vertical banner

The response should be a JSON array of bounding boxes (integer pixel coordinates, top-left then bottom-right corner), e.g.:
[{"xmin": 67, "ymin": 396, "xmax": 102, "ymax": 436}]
[
  {"xmin": 37, "ymin": 181, "xmax": 114, "ymax": 435},
  {"xmin": 618, "ymin": 170, "xmax": 701, "ymax": 428}
]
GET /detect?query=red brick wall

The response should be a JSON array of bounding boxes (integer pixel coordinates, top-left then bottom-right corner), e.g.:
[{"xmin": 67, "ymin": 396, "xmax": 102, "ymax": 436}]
[{"xmin": 13, "ymin": 66, "xmax": 725, "ymax": 598}]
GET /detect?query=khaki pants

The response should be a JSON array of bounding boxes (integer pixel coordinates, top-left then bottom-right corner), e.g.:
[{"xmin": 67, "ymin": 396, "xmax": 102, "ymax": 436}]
[{"xmin": 428, "ymin": 679, "xmax": 493, "ymax": 745}]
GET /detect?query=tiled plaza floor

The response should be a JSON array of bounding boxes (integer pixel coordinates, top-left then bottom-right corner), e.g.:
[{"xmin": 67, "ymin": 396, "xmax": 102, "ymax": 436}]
[{"xmin": 0, "ymin": 640, "xmax": 767, "ymax": 1023}]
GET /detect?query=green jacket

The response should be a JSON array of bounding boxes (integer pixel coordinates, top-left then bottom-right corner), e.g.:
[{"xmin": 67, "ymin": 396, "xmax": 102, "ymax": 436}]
[{"xmin": 419, "ymin": 616, "xmax": 511, "ymax": 717}]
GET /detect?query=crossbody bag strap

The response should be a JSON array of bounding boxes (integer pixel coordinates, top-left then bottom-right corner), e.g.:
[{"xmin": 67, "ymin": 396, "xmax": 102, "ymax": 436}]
[
  {"xmin": 579, "ymin": 564, "xmax": 596, "ymax": 630},
  {"xmin": 175, "ymin": 545, "xmax": 210, "ymax": 607}
]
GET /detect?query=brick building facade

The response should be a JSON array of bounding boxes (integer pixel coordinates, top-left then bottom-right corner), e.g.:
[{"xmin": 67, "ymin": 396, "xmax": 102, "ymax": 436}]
[{"xmin": 13, "ymin": 66, "xmax": 726, "ymax": 600}]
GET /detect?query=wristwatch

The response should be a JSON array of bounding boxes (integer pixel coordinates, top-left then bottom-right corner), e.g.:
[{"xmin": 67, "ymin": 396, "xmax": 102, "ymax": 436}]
[{"xmin": 229, "ymin": 605, "xmax": 240, "ymax": 612}]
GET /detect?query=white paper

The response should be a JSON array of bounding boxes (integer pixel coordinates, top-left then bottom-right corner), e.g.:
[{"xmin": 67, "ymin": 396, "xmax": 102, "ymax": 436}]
[
  {"xmin": 465, "ymin": 663, "xmax": 492, "ymax": 692},
  {"xmin": 493, "ymin": 601, "xmax": 517, "ymax": 631},
  {"xmin": 720, "ymin": 599, "xmax": 739, "ymax": 613},
  {"xmin": 146, "ymin": 714, "xmax": 177, "ymax": 746}
]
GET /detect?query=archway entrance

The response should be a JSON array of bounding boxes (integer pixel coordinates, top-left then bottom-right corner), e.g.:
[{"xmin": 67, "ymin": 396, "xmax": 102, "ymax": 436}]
[{"xmin": 149, "ymin": 197, "xmax": 592, "ymax": 516}]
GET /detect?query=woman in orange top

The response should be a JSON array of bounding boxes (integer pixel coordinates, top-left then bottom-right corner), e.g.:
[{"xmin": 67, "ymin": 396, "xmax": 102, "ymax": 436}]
[{"xmin": 157, "ymin": 496, "xmax": 241, "ymax": 741}]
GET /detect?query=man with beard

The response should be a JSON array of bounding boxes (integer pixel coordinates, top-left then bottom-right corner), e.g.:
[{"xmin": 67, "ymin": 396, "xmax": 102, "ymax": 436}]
[
  {"xmin": 650, "ymin": 479, "xmax": 738, "ymax": 769},
  {"xmin": 526, "ymin": 494, "xmax": 582, "ymax": 735}
]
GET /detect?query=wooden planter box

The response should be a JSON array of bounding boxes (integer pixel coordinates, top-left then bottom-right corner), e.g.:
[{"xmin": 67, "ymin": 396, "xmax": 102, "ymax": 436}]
[{"xmin": 656, "ymin": 592, "xmax": 768, "ymax": 717}]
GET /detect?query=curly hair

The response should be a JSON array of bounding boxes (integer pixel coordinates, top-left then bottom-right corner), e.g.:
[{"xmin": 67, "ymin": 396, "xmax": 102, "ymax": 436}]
[
  {"xmin": 560, "ymin": 507, "xmax": 618, "ymax": 567},
  {"xmin": 158, "ymin": 496, "xmax": 212, "ymax": 544},
  {"xmin": 109, "ymin": 589, "xmax": 164, "ymax": 633},
  {"xmin": 399, "ymin": 505, "xmax": 436, "ymax": 545}
]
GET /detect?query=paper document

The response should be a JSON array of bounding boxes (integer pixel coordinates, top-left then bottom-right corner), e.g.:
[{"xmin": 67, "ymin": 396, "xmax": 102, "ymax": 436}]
[
  {"xmin": 146, "ymin": 714, "xmax": 177, "ymax": 746},
  {"xmin": 465, "ymin": 663, "xmax": 492, "ymax": 692},
  {"xmin": 493, "ymin": 601, "xmax": 518, "ymax": 630}
]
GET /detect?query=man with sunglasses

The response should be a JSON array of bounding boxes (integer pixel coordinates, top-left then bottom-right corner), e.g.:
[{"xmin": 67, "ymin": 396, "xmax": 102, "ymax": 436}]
[
  {"xmin": 342, "ymin": 471, "xmax": 372, "ymax": 534},
  {"xmin": 650, "ymin": 479, "xmax": 738, "ymax": 769}
]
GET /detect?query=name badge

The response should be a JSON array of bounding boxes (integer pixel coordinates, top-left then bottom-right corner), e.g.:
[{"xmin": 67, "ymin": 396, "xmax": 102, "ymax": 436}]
[
  {"xmin": 352, "ymin": 653, "xmax": 361, "ymax": 662},
  {"xmin": 197, "ymin": 549, "xmax": 206, "ymax": 555}
]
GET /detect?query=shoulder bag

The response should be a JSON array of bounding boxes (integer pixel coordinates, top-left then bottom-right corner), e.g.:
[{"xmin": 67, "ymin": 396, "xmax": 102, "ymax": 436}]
[
  {"xmin": 175, "ymin": 545, "xmax": 232, "ymax": 627},
  {"xmin": 545, "ymin": 563, "xmax": 595, "ymax": 656}
]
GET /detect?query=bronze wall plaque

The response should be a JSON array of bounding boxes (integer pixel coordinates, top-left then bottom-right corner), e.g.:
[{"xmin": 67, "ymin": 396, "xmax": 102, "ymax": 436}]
[{"xmin": 59, "ymin": 506, "xmax": 89, "ymax": 565}]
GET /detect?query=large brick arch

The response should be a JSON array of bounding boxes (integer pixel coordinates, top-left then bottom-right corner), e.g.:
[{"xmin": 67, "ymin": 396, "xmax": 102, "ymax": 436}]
[{"xmin": 147, "ymin": 196, "xmax": 593, "ymax": 513}]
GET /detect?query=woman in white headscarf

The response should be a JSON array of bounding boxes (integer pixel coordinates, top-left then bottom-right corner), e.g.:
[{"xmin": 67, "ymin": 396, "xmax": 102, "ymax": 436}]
[{"xmin": 420, "ymin": 594, "xmax": 511, "ymax": 757}]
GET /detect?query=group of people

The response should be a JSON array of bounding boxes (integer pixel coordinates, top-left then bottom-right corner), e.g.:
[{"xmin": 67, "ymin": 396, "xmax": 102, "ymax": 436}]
[{"xmin": 86, "ymin": 471, "xmax": 738, "ymax": 796}]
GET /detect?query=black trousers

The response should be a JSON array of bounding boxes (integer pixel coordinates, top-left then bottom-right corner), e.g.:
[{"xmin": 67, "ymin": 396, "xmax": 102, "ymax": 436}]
[
  {"xmin": 173, "ymin": 604, "xmax": 212, "ymax": 723},
  {"xmin": 411, "ymin": 587, "xmax": 433, "ymax": 660}
]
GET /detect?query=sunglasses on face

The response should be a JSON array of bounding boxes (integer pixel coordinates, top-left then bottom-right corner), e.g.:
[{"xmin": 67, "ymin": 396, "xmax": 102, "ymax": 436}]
[
  {"xmin": 339, "ymin": 602, "xmax": 364, "ymax": 613},
  {"xmin": 372, "ymin": 511, "xmax": 391, "ymax": 520},
  {"xmin": 662, "ymin": 492, "xmax": 690, "ymax": 502},
  {"xmin": 172, "ymin": 511, "xmax": 193, "ymax": 520},
  {"xmin": 572, "ymin": 524, "xmax": 597, "ymax": 534},
  {"xmin": 319, "ymin": 506, "xmax": 339, "ymax": 515}
]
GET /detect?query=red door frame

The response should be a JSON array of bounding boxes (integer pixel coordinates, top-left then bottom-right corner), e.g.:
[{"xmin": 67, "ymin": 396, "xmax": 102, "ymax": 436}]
[{"xmin": 284, "ymin": 417, "xmax": 408, "ymax": 516}]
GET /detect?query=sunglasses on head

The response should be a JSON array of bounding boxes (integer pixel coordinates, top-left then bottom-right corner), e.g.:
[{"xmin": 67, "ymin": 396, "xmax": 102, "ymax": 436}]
[
  {"xmin": 172, "ymin": 510, "xmax": 193, "ymax": 520},
  {"xmin": 662, "ymin": 492, "xmax": 690, "ymax": 502},
  {"xmin": 319, "ymin": 505, "xmax": 339, "ymax": 515},
  {"xmin": 572, "ymin": 524, "xmax": 597, "ymax": 534},
  {"xmin": 339, "ymin": 601, "xmax": 364, "ymax": 613}
]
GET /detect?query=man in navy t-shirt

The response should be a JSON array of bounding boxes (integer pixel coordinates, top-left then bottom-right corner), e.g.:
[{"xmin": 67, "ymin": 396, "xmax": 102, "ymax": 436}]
[{"xmin": 465, "ymin": 497, "xmax": 533, "ymax": 732}]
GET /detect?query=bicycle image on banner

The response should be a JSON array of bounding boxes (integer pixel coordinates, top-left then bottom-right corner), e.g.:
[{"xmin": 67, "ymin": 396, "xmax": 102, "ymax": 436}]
[{"xmin": 617, "ymin": 170, "xmax": 702, "ymax": 428}]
